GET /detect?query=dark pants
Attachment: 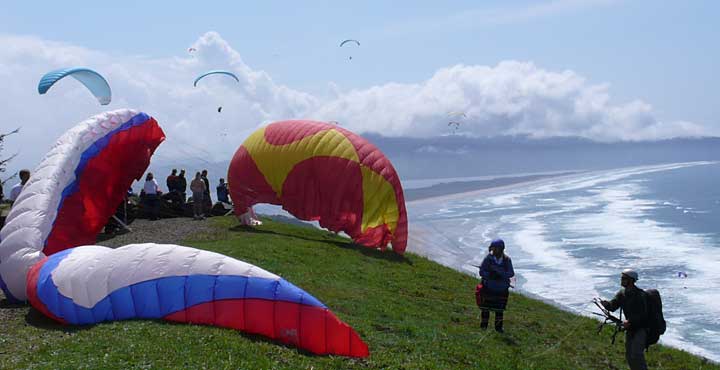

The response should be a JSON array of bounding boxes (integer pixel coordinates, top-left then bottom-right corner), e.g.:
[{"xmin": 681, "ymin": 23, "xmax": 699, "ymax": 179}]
[
  {"xmin": 203, "ymin": 190, "xmax": 212, "ymax": 212},
  {"xmin": 480, "ymin": 289, "xmax": 509, "ymax": 331},
  {"xmin": 144, "ymin": 194, "xmax": 160, "ymax": 220},
  {"xmin": 193, "ymin": 192, "xmax": 205, "ymax": 218},
  {"xmin": 480, "ymin": 309, "xmax": 504, "ymax": 330},
  {"xmin": 625, "ymin": 328, "xmax": 648, "ymax": 370}
]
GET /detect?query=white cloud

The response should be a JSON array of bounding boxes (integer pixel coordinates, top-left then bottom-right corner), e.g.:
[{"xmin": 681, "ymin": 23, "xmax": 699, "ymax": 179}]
[
  {"xmin": 314, "ymin": 62, "xmax": 714, "ymax": 141},
  {"xmin": 0, "ymin": 32, "xmax": 317, "ymax": 172},
  {"xmin": 0, "ymin": 31, "xmax": 715, "ymax": 174}
]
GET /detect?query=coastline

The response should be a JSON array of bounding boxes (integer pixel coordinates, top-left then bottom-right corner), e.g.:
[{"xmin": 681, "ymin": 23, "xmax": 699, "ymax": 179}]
[
  {"xmin": 403, "ymin": 162, "xmax": 720, "ymax": 363},
  {"xmin": 406, "ymin": 171, "xmax": 581, "ymax": 204}
]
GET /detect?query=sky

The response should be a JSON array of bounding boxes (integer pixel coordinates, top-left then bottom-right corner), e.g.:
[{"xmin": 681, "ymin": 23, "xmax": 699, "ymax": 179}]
[{"xmin": 1, "ymin": 0, "xmax": 719, "ymax": 175}]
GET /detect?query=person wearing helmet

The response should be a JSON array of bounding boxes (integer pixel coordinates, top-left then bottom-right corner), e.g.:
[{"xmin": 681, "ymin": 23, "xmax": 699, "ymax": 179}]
[
  {"xmin": 601, "ymin": 269, "xmax": 649, "ymax": 370},
  {"xmin": 478, "ymin": 239, "xmax": 514, "ymax": 333}
]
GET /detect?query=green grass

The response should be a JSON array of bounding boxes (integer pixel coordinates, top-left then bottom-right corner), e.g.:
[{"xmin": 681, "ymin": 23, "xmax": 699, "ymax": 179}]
[{"xmin": 1, "ymin": 217, "xmax": 716, "ymax": 369}]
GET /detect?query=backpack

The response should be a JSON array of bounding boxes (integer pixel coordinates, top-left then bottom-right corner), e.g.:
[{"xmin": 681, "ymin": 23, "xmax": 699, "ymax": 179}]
[
  {"xmin": 644, "ymin": 288, "xmax": 666, "ymax": 348},
  {"xmin": 474, "ymin": 283, "xmax": 484, "ymax": 308}
]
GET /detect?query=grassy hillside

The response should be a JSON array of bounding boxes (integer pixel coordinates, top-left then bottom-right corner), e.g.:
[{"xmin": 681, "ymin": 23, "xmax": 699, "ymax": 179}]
[{"xmin": 1, "ymin": 217, "xmax": 716, "ymax": 369}]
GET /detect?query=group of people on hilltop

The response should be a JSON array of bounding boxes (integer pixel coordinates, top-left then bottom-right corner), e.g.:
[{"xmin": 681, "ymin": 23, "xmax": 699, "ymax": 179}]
[
  {"xmin": 2, "ymin": 166, "xmax": 236, "ymax": 225},
  {"xmin": 140, "ymin": 168, "xmax": 231, "ymax": 221}
]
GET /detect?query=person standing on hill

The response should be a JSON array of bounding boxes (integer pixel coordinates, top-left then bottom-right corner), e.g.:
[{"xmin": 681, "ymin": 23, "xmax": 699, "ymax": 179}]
[
  {"xmin": 216, "ymin": 178, "xmax": 230, "ymax": 204},
  {"xmin": 142, "ymin": 172, "xmax": 162, "ymax": 221},
  {"xmin": 201, "ymin": 169, "xmax": 211, "ymax": 210},
  {"xmin": 478, "ymin": 239, "xmax": 514, "ymax": 333},
  {"xmin": 177, "ymin": 169, "xmax": 187, "ymax": 203},
  {"xmin": 166, "ymin": 169, "xmax": 178, "ymax": 193},
  {"xmin": 165, "ymin": 169, "xmax": 182, "ymax": 206},
  {"xmin": 190, "ymin": 172, "xmax": 206, "ymax": 220},
  {"xmin": 601, "ymin": 269, "xmax": 649, "ymax": 370},
  {"xmin": 9, "ymin": 169, "xmax": 31, "ymax": 205}
]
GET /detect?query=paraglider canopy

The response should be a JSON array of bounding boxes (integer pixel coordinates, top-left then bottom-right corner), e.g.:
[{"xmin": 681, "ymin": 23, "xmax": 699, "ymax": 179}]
[
  {"xmin": 447, "ymin": 111, "xmax": 466, "ymax": 134},
  {"xmin": 340, "ymin": 39, "xmax": 360, "ymax": 47},
  {"xmin": 340, "ymin": 40, "xmax": 360, "ymax": 60},
  {"xmin": 193, "ymin": 70, "xmax": 240, "ymax": 87},
  {"xmin": 38, "ymin": 67, "xmax": 112, "ymax": 105}
]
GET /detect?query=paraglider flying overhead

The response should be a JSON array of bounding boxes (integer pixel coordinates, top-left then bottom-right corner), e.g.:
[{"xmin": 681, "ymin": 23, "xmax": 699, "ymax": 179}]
[
  {"xmin": 340, "ymin": 39, "xmax": 360, "ymax": 47},
  {"xmin": 228, "ymin": 120, "xmax": 408, "ymax": 254},
  {"xmin": 38, "ymin": 67, "xmax": 112, "ymax": 105},
  {"xmin": 448, "ymin": 121, "xmax": 461, "ymax": 133},
  {"xmin": 447, "ymin": 111, "xmax": 466, "ymax": 134},
  {"xmin": 447, "ymin": 111, "xmax": 467, "ymax": 119},
  {"xmin": 340, "ymin": 39, "xmax": 360, "ymax": 60},
  {"xmin": 193, "ymin": 70, "xmax": 240, "ymax": 87},
  {"xmin": 218, "ymin": 106, "xmax": 223, "ymax": 113}
]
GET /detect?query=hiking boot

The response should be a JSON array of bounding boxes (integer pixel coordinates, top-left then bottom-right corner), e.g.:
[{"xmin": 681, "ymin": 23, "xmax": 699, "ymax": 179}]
[{"xmin": 495, "ymin": 326, "xmax": 504, "ymax": 333}]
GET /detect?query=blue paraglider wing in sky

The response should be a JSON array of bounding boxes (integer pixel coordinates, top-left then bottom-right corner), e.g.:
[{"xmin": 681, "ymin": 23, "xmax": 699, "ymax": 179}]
[
  {"xmin": 340, "ymin": 39, "xmax": 360, "ymax": 47},
  {"xmin": 38, "ymin": 68, "xmax": 112, "ymax": 105},
  {"xmin": 193, "ymin": 70, "xmax": 240, "ymax": 87}
]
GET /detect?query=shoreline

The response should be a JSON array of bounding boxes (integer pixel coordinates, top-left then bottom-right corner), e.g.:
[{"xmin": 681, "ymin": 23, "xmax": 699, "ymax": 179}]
[
  {"xmin": 407, "ymin": 221, "xmax": 718, "ymax": 363},
  {"xmin": 404, "ymin": 162, "xmax": 720, "ymax": 363},
  {"xmin": 406, "ymin": 171, "xmax": 582, "ymax": 205}
]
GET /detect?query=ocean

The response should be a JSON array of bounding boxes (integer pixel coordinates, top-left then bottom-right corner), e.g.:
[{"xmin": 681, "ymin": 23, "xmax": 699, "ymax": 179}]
[{"xmin": 406, "ymin": 161, "xmax": 720, "ymax": 361}]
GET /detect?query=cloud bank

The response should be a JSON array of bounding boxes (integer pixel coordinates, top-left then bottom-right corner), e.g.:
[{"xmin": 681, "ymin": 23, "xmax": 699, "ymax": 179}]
[{"xmin": 0, "ymin": 31, "xmax": 715, "ymax": 171}]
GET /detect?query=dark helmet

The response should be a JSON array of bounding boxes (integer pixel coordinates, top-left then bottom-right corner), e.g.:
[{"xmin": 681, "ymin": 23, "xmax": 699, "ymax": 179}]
[{"xmin": 490, "ymin": 239, "xmax": 505, "ymax": 251}]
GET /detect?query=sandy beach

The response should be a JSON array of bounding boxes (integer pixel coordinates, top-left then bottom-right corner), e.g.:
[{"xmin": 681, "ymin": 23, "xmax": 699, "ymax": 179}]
[{"xmin": 406, "ymin": 171, "xmax": 581, "ymax": 205}]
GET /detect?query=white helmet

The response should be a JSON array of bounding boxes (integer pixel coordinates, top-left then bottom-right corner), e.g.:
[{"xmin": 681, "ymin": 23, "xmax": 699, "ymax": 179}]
[{"xmin": 621, "ymin": 269, "xmax": 639, "ymax": 281}]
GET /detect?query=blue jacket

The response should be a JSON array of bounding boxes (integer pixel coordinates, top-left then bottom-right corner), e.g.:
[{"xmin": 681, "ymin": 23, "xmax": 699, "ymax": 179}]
[{"xmin": 479, "ymin": 254, "xmax": 514, "ymax": 292}]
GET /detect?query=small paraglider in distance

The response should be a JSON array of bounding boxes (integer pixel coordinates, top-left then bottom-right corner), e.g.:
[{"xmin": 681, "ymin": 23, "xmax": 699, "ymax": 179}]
[
  {"xmin": 447, "ymin": 111, "xmax": 467, "ymax": 119},
  {"xmin": 193, "ymin": 70, "xmax": 240, "ymax": 87},
  {"xmin": 448, "ymin": 121, "xmax": 461, "ymax": 133},
  {"xmin": 328, "ymin": 120, "xmax": 340, "ymax": 125},
  {"xmin": 188, "ymin": 47, "xmax": 197, "ymax": 53},
  {"xmin": 677, "ymin": 271, "xmax": 688, "ymax": 289},
  {"xmin": 340, "ymin": 39, "xmax": 360, "ymax": 61},
  {"xmin": 194, "ymin": 71, "xmax": 238, "ymax": 113},
  {"xmin": 447, "ymin": 111, "xmax": 466, "ymax": 134},
  {"xmin": 340, "ymin": 39, "xmax": 360, "ymax": 47},
  {"xmin": 38, "ymin": 67, "xmax": 112, "ymax": 105}
]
